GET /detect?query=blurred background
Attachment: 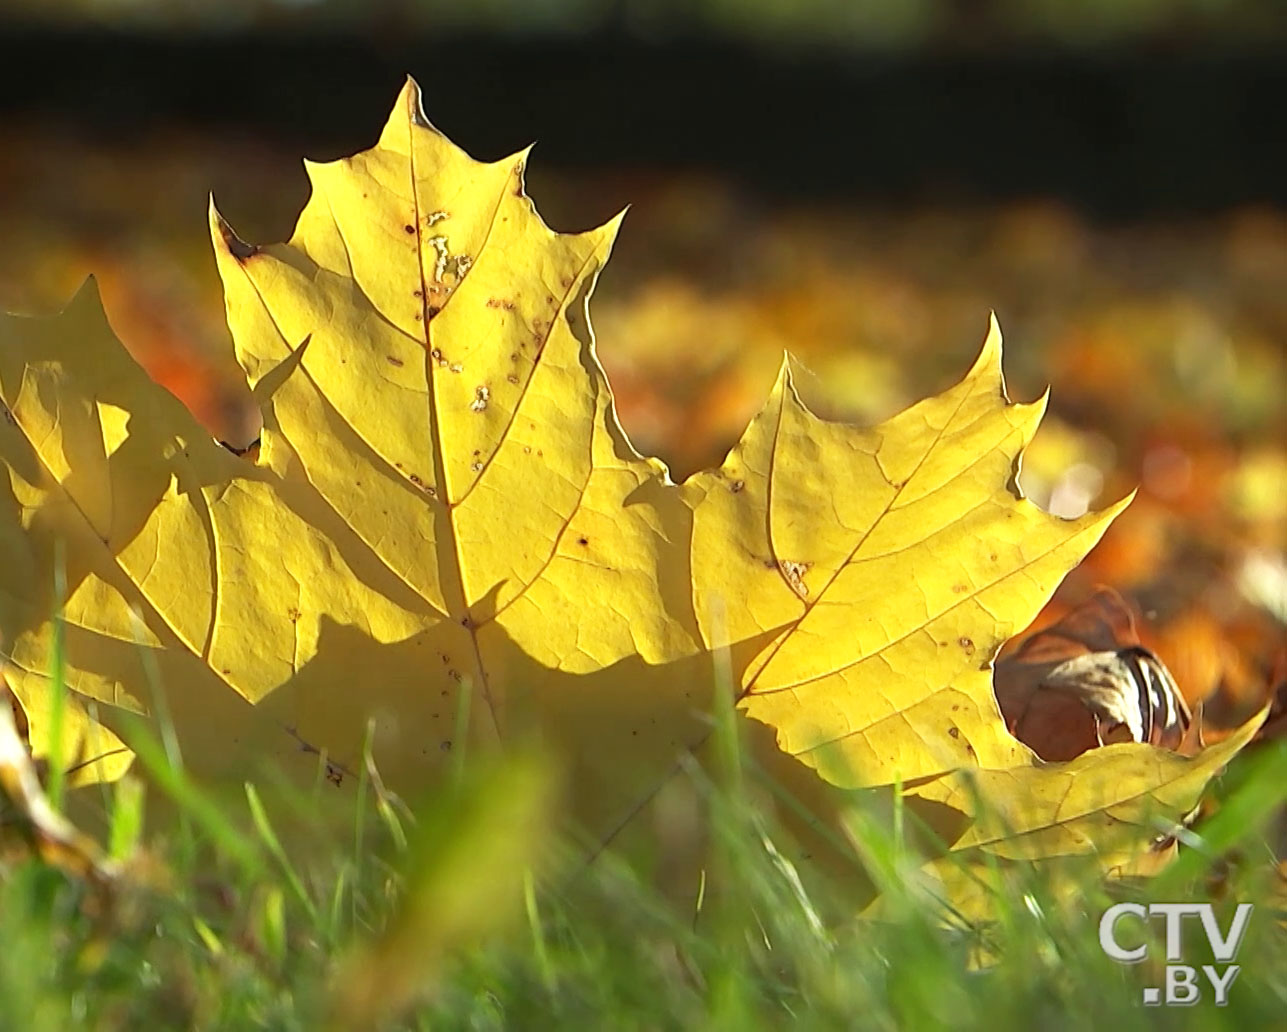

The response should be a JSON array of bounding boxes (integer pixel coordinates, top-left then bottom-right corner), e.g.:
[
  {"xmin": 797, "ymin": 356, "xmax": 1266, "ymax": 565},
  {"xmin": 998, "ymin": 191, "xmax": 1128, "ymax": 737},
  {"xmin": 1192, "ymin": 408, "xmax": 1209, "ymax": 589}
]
[{"xmin": 0, "ymin": 0, "xmax": 1283, "ymax": 734}]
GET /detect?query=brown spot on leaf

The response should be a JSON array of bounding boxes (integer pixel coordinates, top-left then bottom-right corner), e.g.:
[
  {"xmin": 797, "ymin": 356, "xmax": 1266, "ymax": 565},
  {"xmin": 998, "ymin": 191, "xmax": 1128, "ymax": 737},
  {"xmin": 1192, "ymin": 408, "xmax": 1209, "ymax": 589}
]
[
  {"xmin": 486, "ymin": 298, "xmax": 517, "ymax": 311},
  {"xmin": 578, "ymin": 536, "xmax": 589, "ymax": 546},
  {"xmin": 959, "ymin": 637, "xmax": 975, "ymax": 654},
  {"xmin": 948, "ymin": 727, "xmax": 960, "ymax": 739},
  {"xmin": 217, "ymin": 218, "xmax": 259, "ymax": 262},
  {"xmin": 404, "ymin": 224, "xmax": 416, "ymax": 234},
  {"xmin": 387, "ymin": 355, "xmax": 404, "ymax": 367},
  {"xmin": 731, "ymin": 480, "xmax": 745, "ymax": 493}
]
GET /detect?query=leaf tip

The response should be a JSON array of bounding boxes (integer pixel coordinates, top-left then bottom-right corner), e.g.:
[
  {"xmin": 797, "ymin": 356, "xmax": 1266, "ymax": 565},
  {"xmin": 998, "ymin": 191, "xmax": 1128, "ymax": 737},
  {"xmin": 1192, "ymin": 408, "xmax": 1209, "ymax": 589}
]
[
  {"xmin": 1193, "ymin": 702, "xmax": 1270, "ymax": 768},
  {"xmin": 505, "ymin": 142, "xmax": 537, "ymax": 194},
  {"xmin": 1021, "ymin": 385, "xmax": 1052, "ymax": 425},
  {"xmin": 971, "ymin": 310, "xmax": 1005, "ymax": 379},
  {"xmin": 399, "ymin": 75, "xmax": 435, "ymax": 130},
  {"xmin": 1083, "ymin": 486, "xmax": 1136, "ymax": 534},
  {"xmin": 51, "ymin": 274, "xmax": 109, "ymax": 323},
  {"xmin": 776, "ymin": 351, "xmax": 807, "ymax": 408},
  {"xmin": 603, "ymin": 205, "xmax": 630, "ymax": 245},
  {"xmin": 209, "ymin": 199, "xmax": 259, "ymax": 264}
]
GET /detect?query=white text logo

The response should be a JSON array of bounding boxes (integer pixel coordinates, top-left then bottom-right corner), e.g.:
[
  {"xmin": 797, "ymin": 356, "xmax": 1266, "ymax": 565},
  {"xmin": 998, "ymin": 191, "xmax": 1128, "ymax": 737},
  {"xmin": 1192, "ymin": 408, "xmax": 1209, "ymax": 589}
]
[{"xmin": 1098, "ymin": 902, "xmax": 1252, "ymax": 1006}]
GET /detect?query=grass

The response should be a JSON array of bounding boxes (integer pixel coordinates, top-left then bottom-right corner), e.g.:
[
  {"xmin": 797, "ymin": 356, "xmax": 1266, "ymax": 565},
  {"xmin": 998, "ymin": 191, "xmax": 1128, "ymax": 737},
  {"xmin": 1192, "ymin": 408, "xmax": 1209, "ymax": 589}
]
[
  {"xmin": 1, "ymin": 694, "xmax": 1284, "ymax": 1032},
  {"xmin": 2, "ymin": 610, "xmax": 1285, "ymax": 1031}
]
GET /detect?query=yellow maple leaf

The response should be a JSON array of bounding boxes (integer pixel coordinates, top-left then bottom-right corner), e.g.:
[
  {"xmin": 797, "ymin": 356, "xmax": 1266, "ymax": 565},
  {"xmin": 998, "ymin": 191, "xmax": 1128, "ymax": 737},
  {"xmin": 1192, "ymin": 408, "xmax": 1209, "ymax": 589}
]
[{"xmin": 0, "ymin": 80, "xmax": 1260, "ymax": 890}]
